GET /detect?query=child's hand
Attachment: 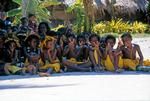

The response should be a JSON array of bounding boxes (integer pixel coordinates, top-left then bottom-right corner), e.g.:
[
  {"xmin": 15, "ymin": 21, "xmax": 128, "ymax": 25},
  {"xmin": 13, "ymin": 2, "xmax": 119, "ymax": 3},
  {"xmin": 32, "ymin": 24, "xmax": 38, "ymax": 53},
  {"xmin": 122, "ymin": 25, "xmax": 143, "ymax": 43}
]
[
  {"xmin": 106, "ymin": 43, "xmax": 111, "ymax": 50},
  {"xmin": 30, "ymin": 56, "xmax": 39, "ymax": 63},
  {"xmin": 118, "ymin": 37, "xmax": 123, "ymax": 47},
  {"xmin": 106, "ymin": 43, "xmax": 113, "ymax": 53},
  {"xmin": 68, "ymin": 39, "xmax": 75, "ymax": 50},
  {"xmin": 94, "ymin": 41, "xmax": 100, "ymax": 48},
  {"xmin": 79, "ymin": 41, "xmax": 84, "ymax": 48},
  {"xmin": 69, "ymin": 42, "xmax": 75, "ymax": 50}
]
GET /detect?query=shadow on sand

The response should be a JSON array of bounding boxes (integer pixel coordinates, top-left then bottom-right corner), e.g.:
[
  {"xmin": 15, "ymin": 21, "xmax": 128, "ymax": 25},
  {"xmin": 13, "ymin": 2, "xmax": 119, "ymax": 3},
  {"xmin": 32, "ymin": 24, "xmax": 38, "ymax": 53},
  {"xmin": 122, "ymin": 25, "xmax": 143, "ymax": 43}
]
[{"xmin": 0, "ymin": 71, "xmax": 149, "ymax": 81}]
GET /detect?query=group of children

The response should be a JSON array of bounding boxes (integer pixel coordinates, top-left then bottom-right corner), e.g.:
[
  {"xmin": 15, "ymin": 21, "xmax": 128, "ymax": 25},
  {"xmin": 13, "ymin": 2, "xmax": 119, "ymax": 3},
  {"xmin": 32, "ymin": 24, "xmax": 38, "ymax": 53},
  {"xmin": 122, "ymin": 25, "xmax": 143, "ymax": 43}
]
[{"xmin": 0, "ymin": 14, "xmax": 150, "ymax": 76}]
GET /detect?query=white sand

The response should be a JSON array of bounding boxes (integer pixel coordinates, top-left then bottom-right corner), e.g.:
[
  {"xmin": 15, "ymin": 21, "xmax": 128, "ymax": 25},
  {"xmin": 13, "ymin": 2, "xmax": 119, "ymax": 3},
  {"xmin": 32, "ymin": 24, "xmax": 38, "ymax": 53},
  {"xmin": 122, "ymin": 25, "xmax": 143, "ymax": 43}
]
[
  {"xmin": 0, "ymin": 37, "xmax": 150, "ymax": 101},
  {"xmin": 0, "ymin": 74, "xmax": 150, "ymax": 101},
  {"xmin": 133, "ymin": 37, "xmax": 150, "ymax": 59}
]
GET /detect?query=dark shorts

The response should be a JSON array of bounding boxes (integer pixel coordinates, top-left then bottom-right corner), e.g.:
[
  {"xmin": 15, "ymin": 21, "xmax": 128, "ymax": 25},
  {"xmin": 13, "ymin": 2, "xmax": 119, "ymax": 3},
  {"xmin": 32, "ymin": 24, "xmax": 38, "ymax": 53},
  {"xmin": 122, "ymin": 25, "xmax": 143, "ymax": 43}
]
[
  {"xmin": 0, "ymin": 63, "xmax": 6, "ymax": 75},
  {"xmin": 14, "ymin": 70, "xmax": 22, "ymax": 75}
]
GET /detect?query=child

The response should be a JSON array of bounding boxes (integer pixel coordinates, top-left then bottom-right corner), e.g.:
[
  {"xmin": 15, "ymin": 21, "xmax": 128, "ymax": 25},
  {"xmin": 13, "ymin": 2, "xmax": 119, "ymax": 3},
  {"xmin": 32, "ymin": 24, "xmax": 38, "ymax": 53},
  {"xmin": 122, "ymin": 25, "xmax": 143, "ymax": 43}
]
[
  {"xmin": 0, "ymin": 32, "xmax": 9, "ymax": 75},
  {"xmin": 28, "ymin": 14, "xmax": 37, "ymax": 33},
  {"xmin": 19, "ymin": 17, "xmax": 30, "ymax": 34},
  {"xmin": 24, "ymin": 34, "xmax": 41, "ymax": 74},
  {"xmin": 89, "ymin": 34, "xmax": 104, "ymax": 72},
  {"xmin": 77, "ymin": 34, "xmax": 89, "ymax": 62},
  {"xmin": 120, "ymin": 33, "xmax": 143, "ymax": 71},
  {"xmin": 103, "ymin": 35, "xmax": 123, "ymax": 72},
  {"xmin": 38, "ymin": 22, "xmax": 50, "ymax": 41},
  {"xmin": 62, "ymin": 34, "xmax": 91, "ymax": 72},
  {"xmin": 39, "ymin": 36, "xmax": 61, "ymax": 76},
  {"xmin": 3, "ymin": 39, "xmax": 25, "ymax": 75}
]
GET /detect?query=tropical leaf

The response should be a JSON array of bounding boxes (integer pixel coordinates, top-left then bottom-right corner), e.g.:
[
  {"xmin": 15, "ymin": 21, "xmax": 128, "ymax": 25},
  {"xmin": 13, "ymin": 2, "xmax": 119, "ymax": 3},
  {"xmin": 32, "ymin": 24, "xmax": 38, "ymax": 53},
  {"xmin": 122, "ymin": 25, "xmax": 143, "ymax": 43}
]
[
  {"xmin": 7, "ymin": 8, "xmax": 22, "ymax": 17},
  {"xmin": 39, "ymin": 0, "xmax": 61, "ymax": 8},
  {"xmin": 7, "ymin": 0, "xmax": 60, "ymax": 23},
  {"xmin": 12, "ymin": 0, "xmax": 22, "ymax": 5}
]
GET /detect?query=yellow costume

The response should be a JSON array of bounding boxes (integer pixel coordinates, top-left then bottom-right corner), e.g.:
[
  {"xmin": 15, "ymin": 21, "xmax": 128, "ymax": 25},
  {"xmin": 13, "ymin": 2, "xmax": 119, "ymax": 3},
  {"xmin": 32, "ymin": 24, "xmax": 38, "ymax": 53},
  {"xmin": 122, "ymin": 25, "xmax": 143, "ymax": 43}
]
[
  {"xmin": 67, "ymin": 58, "xmax": 84, "ymax": 64},
  {"xmin": 123, "ymin": 59, "xmax": 139, "ymax": 70},
  {"xmin": 39, "ymin": 59, "xmax": 60, "ymax": 73},
  {"xmin": 94, "ymin": 49, "xmax": 99, "ymax": 64},
  {"xmin": 39, "ymin": 36, "xmax": 61, "ymax": 72},
  {"xmin": 104, "ymin": 55, "xmax": 123, "ymax": 71},
  {"xmin": 143, "ymin": 59, "xmax": 150, "ymax": 66},
  {"xmin": 7, "ymin": 65, "xmax": 22, "ymax": 74}
]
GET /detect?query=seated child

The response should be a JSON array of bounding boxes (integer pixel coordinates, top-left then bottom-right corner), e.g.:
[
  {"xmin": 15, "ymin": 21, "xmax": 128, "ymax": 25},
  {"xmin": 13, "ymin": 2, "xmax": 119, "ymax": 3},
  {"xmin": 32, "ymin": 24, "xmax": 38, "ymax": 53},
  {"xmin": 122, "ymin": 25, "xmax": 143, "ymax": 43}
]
[
  {"xmin": 77, "ymin": 34, "xmax": 89, "ymax": 62},
  {"xmin": 39, "ymin": 36, "xmax": 61, "ymax": 76},
  {"xmin": 19, "ymin": 17, "xmax": 31, "ymax": 34},
  {"xmin": 103, "ymin": 35, "xmax": 123, "ymax": 72},
  {"xmin": 89, "ymin": 34, "xmax": 104, "ymax": 72},
  {"xmin": 38, "ymin": 22, "xmax": 50, "ymax": 41},
  {"xmin": 62, "ymin": 34, "xmax": 91, "ymax": 72},
  {"xmin": 24, "ymin": 34, "xmax": 41, "ymax": 74},
  {"xmin": 3, "ymin": 39, "xmax": 25, "ymax": 75},
  {"xmin": 120, "ymin": 32, "xmax": 143, "ymax": 71},
  {"xmin": 0, "ymin": 33, "xmax": 9, "ymax": 75}
]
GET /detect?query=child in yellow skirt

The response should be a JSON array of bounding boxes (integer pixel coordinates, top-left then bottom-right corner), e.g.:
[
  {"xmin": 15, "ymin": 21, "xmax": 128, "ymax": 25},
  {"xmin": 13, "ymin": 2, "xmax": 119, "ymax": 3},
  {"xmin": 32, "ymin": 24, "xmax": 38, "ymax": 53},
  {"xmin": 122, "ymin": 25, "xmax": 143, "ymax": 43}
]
[
  {"xmin": 39, "ymin": 36, "xmax": 61, "ymax": 76},
  {"xmin": 120, "ymin": 33, "xmax": 143, "ymax": 71},
  {"xmin": 3, "ymin": 39, "xmax": 25, "ymax": 75},
  {"xmin": 24, "ymin": 34, "xmax": 41, "ymax": 75},
  {"xmin": 89, "ymin": 34, "xmax": 104, "ymax": 72},
  {"xmin": 62, "ymin": 34, "xmax": 91, "ymax": 72},
  {"xmin": 103, "ymin": 35, "xmax": 123, "ymax": 72}
]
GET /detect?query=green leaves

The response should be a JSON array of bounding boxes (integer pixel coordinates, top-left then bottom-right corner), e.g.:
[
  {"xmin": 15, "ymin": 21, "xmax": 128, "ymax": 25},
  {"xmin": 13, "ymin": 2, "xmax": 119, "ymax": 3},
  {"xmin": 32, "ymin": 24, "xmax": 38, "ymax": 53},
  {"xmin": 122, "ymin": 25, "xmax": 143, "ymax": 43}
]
[
  {"xmin": 7, "ymin": 7, "xmax": 22, "ymax": 17},
  {"xmin": 93, "ymin": 19, "xmax": 148, "ymax": 34},
  {"xmin": 7, "ymin": 0, "xmax": 60, "ymax": 23},
  {"xmin": 39, "ymin": 0, "xmax": 61, "ymax": 8},
  {"xmin": 12, "ymin": 0, "xmax": 22, "ymax": 5}
]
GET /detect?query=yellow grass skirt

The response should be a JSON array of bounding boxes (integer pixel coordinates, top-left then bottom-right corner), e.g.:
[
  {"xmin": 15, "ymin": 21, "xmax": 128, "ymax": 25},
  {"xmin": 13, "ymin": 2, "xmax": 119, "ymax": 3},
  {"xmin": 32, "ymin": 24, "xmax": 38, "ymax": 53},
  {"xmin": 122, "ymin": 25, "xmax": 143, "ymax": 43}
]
[
  {"xmin": 104, "ymin": 55, "xmax": 123, "ymax": 71},
  {"xmin": 67, "ymin": 58, "xmax": 84, "ymax": 64},
  {"xmin": 39, "ymin": 59, "xmax": 60, "ymax": 72}
]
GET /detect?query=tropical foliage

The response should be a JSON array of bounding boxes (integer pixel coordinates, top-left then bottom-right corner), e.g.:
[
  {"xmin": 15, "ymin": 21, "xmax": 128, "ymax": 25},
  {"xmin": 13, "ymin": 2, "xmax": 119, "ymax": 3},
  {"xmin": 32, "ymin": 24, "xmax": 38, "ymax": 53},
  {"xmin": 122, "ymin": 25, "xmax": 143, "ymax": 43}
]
[
  {"xmin": 93, "ymin": 19, "xmax": 148, "ymax": 34},
  {"xmin": 67, "ymin": 0, "xmax": 85, "ymax": 33},
  {"xmin": 5, "ymin": 0, "xmax": 149, "ymax": 34},
  {"xmin": 67, "ymin": 0, "xmax": 95, "ymax": 33},
  {"xmin": 7, "ymin": 0, "xmax": 60, "ymax": 24}
]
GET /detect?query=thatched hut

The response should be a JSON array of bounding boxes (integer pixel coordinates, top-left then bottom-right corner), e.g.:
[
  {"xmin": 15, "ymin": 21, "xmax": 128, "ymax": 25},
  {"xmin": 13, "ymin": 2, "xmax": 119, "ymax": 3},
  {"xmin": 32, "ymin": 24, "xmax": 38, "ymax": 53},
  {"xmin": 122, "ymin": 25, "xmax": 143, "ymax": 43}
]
[
  {"xmin": 48, "ymin": 0, "xmax": 148, "ymax": 25},
  {"xmin": 93, "ymin": 0, "xmax": 148, "ymax": 21}
]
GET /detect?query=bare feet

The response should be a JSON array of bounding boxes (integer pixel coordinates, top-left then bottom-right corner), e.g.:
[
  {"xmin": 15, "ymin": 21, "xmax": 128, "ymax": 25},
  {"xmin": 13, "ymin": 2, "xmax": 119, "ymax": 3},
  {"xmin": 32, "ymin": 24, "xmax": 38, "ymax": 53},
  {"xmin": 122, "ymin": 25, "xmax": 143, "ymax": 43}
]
[
  {"xmin": 115, "ymin": 68, "xmax": 124, "ymax": 73},
  {"xmin": 39, "ymin": 72, "xmax": 50, "ymax": 77}
]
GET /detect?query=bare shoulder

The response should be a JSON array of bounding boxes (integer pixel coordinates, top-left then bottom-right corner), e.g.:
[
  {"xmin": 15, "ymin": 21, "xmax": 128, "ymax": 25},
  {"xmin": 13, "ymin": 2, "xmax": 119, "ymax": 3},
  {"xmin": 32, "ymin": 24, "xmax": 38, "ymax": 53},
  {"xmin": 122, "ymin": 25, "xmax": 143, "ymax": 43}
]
[{"xmin": 133, "ymin": 44, "xmax": 140, "ymax": 49}]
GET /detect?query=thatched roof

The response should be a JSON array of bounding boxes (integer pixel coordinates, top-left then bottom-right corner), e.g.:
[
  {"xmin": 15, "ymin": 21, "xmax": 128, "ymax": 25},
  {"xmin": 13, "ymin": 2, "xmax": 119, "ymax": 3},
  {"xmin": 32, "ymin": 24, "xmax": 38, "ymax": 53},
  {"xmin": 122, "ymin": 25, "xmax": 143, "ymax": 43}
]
[
  {"xmin": 113, "ymin": 0, "xmax": 148, "ymax": 15},
  {"xmin": 48, "ymin": 0, "xmax": 148, "ymax": 21},
  {"xmin": 92, "ymin": 0, "xmax": 148, "ymax": 18}
]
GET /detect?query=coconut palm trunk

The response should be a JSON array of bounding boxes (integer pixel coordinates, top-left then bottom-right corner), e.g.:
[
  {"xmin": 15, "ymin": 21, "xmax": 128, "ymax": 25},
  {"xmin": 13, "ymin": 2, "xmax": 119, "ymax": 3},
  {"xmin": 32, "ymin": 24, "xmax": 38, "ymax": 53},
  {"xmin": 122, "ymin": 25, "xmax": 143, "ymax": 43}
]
[
  {"xmin": 83, "ymin": 0, "xmax": 95, "ymax": 32},
  {"xmin": 22, "ymin": 0, "xmax": 29, "ymax": 17}
]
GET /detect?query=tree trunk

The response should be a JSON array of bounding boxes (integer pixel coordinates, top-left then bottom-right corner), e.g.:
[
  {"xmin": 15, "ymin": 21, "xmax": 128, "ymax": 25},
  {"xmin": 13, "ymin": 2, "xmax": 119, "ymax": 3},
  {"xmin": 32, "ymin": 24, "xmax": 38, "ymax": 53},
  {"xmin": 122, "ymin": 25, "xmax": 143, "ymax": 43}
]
[
  {"xmin": 83, "ymin": 0, "xmax": 95, "ymax": 32},
  {"xmin": 22, "ymin": 0, "xmax": 29, "ymax": 17}
]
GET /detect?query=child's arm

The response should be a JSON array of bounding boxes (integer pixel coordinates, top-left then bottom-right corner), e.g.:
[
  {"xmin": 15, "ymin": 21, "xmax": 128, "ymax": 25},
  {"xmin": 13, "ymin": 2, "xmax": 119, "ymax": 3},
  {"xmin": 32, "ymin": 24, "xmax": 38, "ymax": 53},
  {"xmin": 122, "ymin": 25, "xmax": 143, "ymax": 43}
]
[
  {"xmin": 95, "ymin": 41, "xmax": 102, "ymax": 58},
  {"xmin": 63, "ymin": 46, "xmax": 70, "ymax": 56},
  {"xmin": 47, "ymin": 49, "xmax": 53, "ymax": 63},
  {"xmin": 102, "ymin": 43, "xmax": 111, "ymax": 59},
  {"xmin": 75, "ymin": 45, "xmax": 84, "ymax": 58},
  {"xmin": 51, "ymin": 49, "xmax": 58, "ymax": 61},
  {"xmin": 135, "ymin": 44, "xmax": 143, "ymax": 66}
]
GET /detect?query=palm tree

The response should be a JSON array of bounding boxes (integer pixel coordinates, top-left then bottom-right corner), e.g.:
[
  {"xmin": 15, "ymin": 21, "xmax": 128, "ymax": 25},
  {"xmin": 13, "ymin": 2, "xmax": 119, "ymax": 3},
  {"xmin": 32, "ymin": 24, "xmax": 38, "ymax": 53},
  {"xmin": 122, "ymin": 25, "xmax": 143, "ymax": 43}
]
[{"xmin": 83, "ymin": 0, "xmax": 95, "ymax": 32}]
